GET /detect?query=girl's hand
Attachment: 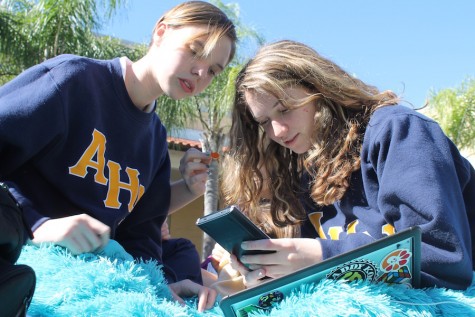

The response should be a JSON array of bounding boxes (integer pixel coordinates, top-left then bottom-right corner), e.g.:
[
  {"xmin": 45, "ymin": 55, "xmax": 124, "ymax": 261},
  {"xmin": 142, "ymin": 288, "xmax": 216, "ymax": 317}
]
[
  {"xmin": 179, "ymin": 148, "xmax": 212, "ymax": 196},
  {"xmin": 31, "ymin": 213, "xmax": 110, "ymax": 255},
  {"xmin": 210, "ymin": 243, "xmax": 229, "ymax": 270},
  {"xmin": 161, "ymin": 218, "xmax": 171, "ymax": 240},
  {"xmin": 238, "ymin": 238, "xmax": 323, "ymax": 280},
  {"xmin": 169, "ymin": 279, "xmax": 217, "ymax": 312},
  {"xmin": 228, "ymin": 253, "xmax": 268, "ymax": 288}
]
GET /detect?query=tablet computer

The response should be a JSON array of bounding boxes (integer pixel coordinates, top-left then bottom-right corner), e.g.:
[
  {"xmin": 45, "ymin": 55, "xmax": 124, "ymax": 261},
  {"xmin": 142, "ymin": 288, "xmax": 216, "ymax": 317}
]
[
  {"xmin": 196, "ymin": 205, "xmax": 273, "ymax": 263},
  {"xmin": 220, "ymin": 226, "xmax": 421, "ymax": 317}
]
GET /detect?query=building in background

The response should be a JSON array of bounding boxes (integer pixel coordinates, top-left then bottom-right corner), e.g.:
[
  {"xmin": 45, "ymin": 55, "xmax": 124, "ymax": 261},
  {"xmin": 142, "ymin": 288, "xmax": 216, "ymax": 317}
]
[{"xmin": 168, "ymin": 135, "xmax": 206, "ymax": 259}]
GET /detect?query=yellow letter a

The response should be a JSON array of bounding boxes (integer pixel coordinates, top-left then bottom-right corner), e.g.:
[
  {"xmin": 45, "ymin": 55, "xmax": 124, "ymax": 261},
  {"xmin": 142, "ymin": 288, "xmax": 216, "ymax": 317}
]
[{"xmin": 69, "ymin": 129, "xmax": 107, "ymax": 185}]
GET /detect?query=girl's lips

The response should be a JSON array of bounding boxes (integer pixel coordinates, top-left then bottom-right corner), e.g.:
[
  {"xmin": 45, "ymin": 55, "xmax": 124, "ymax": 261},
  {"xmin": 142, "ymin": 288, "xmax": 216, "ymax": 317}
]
[
  {"xmin": 284, "ymin": 134, "xmax": 298, "ymax": 146},
  {"xmin": 179, "ymin": 78, "xmax": 194, "ymax": 94}
]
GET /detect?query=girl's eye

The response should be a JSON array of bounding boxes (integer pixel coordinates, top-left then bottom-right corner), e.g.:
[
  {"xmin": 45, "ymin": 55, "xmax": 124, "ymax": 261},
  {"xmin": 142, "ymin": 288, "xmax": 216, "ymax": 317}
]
[
  {"xmin": 208, "ymin": 68, "xmax": 217, "ymax": 77},
  {"xmin": 279, "ymin": 108, "xmax": 294, "ymax": 117},
  {"xmin": 189, "ymin": 43, "xmax": 204, "ymax": 58},
  {"xmin": 257, "ymin": 119, "xmax": 269, "ymax": 127},
  {"xmin": 190, "ymin": 48, "xmax": 202, "ymax": 57}
]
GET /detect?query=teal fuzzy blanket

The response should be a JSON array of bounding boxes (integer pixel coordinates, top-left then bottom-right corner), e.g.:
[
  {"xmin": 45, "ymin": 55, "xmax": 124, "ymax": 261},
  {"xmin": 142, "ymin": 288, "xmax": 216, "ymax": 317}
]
[{"xmin": 18, "ymin": 241, "xmax": 475, "ymax": 316}]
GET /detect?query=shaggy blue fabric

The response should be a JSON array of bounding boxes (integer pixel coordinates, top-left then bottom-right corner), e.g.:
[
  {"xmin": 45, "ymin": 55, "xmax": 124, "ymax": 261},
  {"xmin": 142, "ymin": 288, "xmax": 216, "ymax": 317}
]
[{"xmin": 18, "ymin": 241, "xmax": 475, "ymax": 316}]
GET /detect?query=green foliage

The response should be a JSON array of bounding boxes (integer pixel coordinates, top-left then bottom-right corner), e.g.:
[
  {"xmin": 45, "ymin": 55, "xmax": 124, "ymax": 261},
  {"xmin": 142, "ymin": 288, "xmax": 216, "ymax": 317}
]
[
  {"xmin": 155, "ymin": 96, "xmax": 194, "ymax": 135},
  {"xmin": 197, "ymin": 64, "xmax": 240, "ymax": 132},
  {"xmin": 78, "ymin": 34, "xmax": 146, "ymax": 61},
  {"xmin": 423, "ymin": 78, "xmax": 475, "ymax": 151},
  {"xmin": 0, "ymin": 0, "xmax": 146, "ymax": 84}
]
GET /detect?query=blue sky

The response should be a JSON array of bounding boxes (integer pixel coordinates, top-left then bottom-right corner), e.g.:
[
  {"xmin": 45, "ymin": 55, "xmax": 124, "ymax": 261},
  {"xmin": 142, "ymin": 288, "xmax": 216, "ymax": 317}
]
[{"xmin": 101, "ymin": 0, "xmax": 475, "ymax": 109}]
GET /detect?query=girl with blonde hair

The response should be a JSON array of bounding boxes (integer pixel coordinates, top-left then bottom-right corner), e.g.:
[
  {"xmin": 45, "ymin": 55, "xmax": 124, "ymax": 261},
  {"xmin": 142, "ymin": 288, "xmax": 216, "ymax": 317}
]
[{"xmin": 0, "ymin": 1, "xmax": 237, "ymax": 311}]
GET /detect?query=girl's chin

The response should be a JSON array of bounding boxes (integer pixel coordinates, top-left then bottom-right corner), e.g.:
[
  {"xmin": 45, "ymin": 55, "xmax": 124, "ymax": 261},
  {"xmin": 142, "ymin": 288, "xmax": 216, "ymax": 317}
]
[
  {"xmin": 292, "ymin": 148, "xmax": 309, "ymax": 154},
  {"xmin": 284, "ymin": 145, "xmax": 309, "ymax": 154},
  {"xmin": 272, "ymin": 139, "xmax": 311, "ymax": 154},
  {"xmin": 290, "ymin": 140, "xmax": 313, "ymax": 154}
]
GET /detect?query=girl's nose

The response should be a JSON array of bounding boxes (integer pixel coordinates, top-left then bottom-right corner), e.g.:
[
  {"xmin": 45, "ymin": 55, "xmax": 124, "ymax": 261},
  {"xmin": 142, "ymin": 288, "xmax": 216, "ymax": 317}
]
[
  {"xmin": 271, "ymin": 120, "xmax": 288, "ymax": 138},
  {"xmin": 191, "ymin": 63, "xmax": 207, "ymax": 79},
  {"xmin": 191, "ymin": 66, "xmax": 201, "ymax": 77}
]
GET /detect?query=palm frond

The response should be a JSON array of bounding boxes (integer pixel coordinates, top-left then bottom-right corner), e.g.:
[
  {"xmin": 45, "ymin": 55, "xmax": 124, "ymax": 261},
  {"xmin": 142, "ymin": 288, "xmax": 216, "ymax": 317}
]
[{"xmin": 424, "ymin": 77, "xmax": 475, "ymax": 151}]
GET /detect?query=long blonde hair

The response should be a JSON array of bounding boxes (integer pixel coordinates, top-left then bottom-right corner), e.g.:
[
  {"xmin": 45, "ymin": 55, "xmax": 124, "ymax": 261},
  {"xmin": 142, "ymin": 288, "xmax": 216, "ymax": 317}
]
[
  {"xmin": 221, "ymin": 40, "xmax": 399, "ymax": 235},
  {"xmin": 150, "ymin": 1, "xmax": 237, "ymax": 65}
]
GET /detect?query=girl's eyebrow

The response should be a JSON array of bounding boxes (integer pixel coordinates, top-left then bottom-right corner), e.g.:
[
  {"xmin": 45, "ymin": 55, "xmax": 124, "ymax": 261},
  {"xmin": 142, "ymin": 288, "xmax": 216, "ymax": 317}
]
[{"xmin": 271, "ymin": 99, "xmax": 282, "ymax": 109}]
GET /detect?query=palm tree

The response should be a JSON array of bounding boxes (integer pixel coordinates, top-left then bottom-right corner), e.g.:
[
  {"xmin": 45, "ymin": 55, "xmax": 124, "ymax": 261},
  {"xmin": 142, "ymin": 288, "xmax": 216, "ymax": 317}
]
[
  {"xmin": 156, "ymin": 0, "xmax": 264, "ymax": 258},
  {"xmin": 0, "ymin": 0, "xmax": 145, "ymax": 84},
  {"xmin": 421, "ymin": 77, "xmax": 475, "ymax": 153}
]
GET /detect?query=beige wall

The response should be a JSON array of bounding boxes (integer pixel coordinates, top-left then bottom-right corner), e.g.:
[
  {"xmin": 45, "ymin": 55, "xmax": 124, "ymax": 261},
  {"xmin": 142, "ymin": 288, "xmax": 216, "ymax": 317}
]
[{"xmin": 168, "ymin": 149, "xmax": 205, "ymax": 259}]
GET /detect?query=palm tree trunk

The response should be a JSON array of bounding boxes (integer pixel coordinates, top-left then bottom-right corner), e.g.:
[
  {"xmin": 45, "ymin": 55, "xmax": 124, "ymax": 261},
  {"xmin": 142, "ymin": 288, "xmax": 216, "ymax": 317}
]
[{"xmin": 200, "ymin": 134, "xmax": 222, "ymax": 259}]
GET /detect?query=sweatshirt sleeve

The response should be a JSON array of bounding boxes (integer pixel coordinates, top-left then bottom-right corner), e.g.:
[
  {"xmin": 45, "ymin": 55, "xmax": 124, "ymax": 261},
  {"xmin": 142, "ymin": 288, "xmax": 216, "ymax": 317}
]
[
  {"xmin": 363, "ymin": 110, "xmax": 473, "ymax": 289},
  {"xmin": 0, "ymin": 61, "xmax": 66, "ymax": 230},
  {"xmin": 315, "ymin": 109, "xmax": 473, "ymax": 290}
]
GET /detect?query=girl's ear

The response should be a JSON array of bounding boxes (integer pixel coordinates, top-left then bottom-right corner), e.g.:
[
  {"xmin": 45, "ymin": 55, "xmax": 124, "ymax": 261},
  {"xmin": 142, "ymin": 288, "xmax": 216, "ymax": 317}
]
[{"xmin": 152, "ymin": 22, "xmax": 168, "ymax": 45}]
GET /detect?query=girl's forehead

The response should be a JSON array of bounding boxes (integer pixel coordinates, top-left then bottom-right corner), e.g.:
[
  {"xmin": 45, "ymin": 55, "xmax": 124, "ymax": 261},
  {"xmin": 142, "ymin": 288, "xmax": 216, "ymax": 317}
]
[
  {"xmin": 244, "ymin": 91, "xmax": 280, "ymax": 118},
  {"xmin": 245, "ymin": 90, "xmax": 277, "ymax": 107},
  {"xmin": 245, "ymin": 86, "xmax": 309, "ymax": 105},
  {"xmin": 164, "ymin": 24, "xmax": 232, "ymax": 62}
]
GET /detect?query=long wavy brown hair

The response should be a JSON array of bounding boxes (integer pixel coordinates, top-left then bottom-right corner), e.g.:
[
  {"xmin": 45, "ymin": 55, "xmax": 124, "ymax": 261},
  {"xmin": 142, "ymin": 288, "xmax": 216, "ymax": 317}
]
[{"xmin": 220, "ymin": 40, "xmax": 399, "ymax": 238}]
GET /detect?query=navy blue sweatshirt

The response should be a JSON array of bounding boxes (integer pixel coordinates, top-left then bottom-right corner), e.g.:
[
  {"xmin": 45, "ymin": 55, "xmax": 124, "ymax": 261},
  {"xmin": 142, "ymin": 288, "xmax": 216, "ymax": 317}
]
[
  {"xmin": 0, "ymin": 55, "xmax": 173, "ymax": 277},
  {"xmin": 301, "ymin": 105, "xmax": 475, "ymax": 290}
]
